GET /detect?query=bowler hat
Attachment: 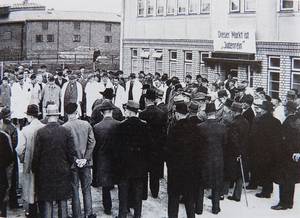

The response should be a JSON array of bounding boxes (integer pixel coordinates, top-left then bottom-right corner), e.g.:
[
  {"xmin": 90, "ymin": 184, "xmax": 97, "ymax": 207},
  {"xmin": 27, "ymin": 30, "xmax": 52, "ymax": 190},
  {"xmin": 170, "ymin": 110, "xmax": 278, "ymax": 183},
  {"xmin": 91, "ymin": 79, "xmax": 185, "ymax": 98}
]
[
  {"xmin": 231, "ymin": 102, "xmax": 243, "ymax": 113},
  {"xmin": 65, "ymin": 103, "xmax": 78, "ymax": 115},
  {"xmin": 188, "ymin": 101, "xmax": 199, "ymax": 113},
  {"xmin": 175, "ymin": 102, "xmax": 188, "ymax": 115},
  {"xmin": 205, "ymin": 103, "xmax": 216, "ymax": 114},
  {"xmin": 46, "ymin": 104, "xmax": 60, "ymax": 116},
  {"xmin": 101, "ymin": 88, "xmax": 115, "ymax": 100},
  {"xmin": 26, "ymin": 104, "xmax": 39, "ymax": 117},
  {"xmin": 125, "ymin": 100, "xmax": 139, "ymax": 113},
  {"xmin": 0, "ymin": 107, "xmax": 11, "ymax": 120},
  {"xmin": 98, "ymin": 100, "xmax": 115, "ymax": 111},
  {"xmin": 145, "ymin": 89, "xmax": 156, "ymax": 101}
]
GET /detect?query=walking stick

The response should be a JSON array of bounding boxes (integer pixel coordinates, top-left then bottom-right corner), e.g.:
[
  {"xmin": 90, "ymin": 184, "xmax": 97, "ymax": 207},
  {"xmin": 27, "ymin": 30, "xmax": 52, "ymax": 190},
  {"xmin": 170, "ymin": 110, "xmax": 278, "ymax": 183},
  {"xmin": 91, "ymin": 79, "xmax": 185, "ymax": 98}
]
[{"xmin": 237, "ymin": 155, "xmax": 249, "ymax": 207}]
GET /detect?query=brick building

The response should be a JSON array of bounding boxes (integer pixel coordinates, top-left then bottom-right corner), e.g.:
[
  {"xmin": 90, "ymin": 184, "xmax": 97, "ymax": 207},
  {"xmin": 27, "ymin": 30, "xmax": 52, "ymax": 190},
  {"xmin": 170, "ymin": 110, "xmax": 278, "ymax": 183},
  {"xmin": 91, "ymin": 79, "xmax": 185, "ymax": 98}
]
[
  {"xmin": 121, "ymin": 0, "xmax": 300, "ymax": 99},
  {"xmin": 0, "ymin": 4, "xmax": 121, "ymax": 63}
]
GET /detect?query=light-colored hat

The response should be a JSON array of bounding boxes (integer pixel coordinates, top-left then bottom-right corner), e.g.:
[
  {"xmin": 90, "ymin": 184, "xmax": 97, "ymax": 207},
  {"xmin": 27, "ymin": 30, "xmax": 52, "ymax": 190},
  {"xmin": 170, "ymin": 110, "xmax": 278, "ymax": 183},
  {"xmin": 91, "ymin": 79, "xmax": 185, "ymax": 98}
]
[{"xmin": 46, "ymin": 104, "xmax": 60, "ymax": 116}]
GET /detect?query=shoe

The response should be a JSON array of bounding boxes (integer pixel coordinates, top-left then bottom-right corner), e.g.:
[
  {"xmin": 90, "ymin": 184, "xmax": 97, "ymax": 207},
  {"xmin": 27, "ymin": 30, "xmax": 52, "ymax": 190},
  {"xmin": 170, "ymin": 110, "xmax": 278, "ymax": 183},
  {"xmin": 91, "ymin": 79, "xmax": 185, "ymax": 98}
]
[
  {"xmin": 271, "ymin": 204, "xmax": 289, "ymax": 210},
  {"xmin": 208, "ymin": 195, "xmax": 224, "ymax": 200},
  {"xmin": 246, "ymin": 185, "xmax": 257, "ymax": 190},
  {"xmin": 227, "ymin": 196, "xmax": 240, "ymax": 202},
  {"xmin": 88, "ymin": 214, "xmax": 97, "ymax": 218},
  {"xmin": 255, "ymin": 192, "xmax": 271, "ymax": 198},
  {"xmin": 212, "ymin": 208, "xmax": 221, "ymax": 214},
  {"xmin": 104, "ymin": 210, "xmax": 112, "ymax": 215},
  {"xmin": 195, "ymin": 209, "xmax": 203, "ymax": 215}
]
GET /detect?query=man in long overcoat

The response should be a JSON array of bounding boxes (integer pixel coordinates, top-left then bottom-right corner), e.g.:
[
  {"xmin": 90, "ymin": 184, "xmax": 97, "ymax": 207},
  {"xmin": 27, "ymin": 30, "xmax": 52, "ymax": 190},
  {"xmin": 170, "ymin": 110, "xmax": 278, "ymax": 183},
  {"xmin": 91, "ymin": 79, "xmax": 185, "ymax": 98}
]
[
  {"xmin": 32, "ymin": 104, "xmax": 77, "ymax": 218},
  {"xmin": 250, "ymin": 100, "xmax": 282, "ymax": 198},
  {"xmin": 272, "ymin": 101, "xmax": 300, "ymax": 210},
  {"xmin": 16, "ymin": 105, "xmax": 44, "ymax": 218},
  {"xmin": 93, "ymin": 101, "xmax": 120, "ymax": 215},
  {"xmin": 166, "ymin": 102, "xmax": 200, "ymax": 218}
]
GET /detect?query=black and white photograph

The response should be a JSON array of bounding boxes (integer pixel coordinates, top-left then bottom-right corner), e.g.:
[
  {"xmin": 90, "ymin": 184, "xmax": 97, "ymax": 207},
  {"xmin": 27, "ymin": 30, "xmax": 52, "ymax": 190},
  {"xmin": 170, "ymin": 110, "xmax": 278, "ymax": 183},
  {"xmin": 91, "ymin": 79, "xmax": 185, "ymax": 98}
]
[{"xmin": 0, "ymin": 0, "xmax": 300, "ymax": 217}]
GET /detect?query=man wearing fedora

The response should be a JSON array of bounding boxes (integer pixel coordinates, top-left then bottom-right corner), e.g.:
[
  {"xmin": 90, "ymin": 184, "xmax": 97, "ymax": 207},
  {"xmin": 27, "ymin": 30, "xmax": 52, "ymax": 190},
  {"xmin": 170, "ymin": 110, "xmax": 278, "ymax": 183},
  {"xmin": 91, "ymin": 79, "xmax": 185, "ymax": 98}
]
[
  {"xmin": 63, "ymin": 103, "xmax": 96, "ymax": 218},
  {"xmin": 188, "ymin": 101, "xmax": 201, "ymax": 125},
  {"xmin": 224, "ymin": 102, "xmax": 249, "ymax": 202},
  {"xmin": 16, "ymin": 104, "xmax": 44, "ymax": 217},
  {"xmin": 115, "ymin": 100, "xmax": 150, "ymax": 218},
  {"xmin": 249, "ymin": 100, "xmax": 282, "ymax": 198},
  {"xmin": 0, "ymin": 107, "xmax": 21, "ymax": 210},
  {"xmin": 32, "ymin": 104, "xmax": 77, "ymax": 218},
  {"xmin": 92, "ymin": 101, "xmax": 120, "ymax": 215}
]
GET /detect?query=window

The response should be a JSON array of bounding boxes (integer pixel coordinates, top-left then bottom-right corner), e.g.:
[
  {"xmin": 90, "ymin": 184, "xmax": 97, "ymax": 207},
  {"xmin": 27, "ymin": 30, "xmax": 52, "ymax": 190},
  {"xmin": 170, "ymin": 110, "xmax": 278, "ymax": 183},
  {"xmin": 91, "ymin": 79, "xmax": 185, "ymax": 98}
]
[
  {"xmin": 292, "ymin": 58, "xmax": 300, "ymax": 93},
  {"xmin": 200, "ymin": 52, "xmax": 209, "ymax": 64},
  {"xmin": 200, "ymin": 52, "xmax": 209, "ymax": 77},
  {"xmin": 105, "ymin": 36, "xmax": 112, "ymax": 43},
  {"xmin": 200, "ymin": 0, "xmax": 210, "ymax": 13},
  {"xmin": 247, "ymin": 66, "xmax": 254, "ymax": 87},
  {"xmin": 2, "ymin": 31, "xmax": 12, "ymax": 40},
  {"xmin": 132, "ymin": 49, "xmax": 138, "ymax": 58},
  {"xmin": 47, "ymin": 34, "xmax": 54, "ymax": 42},
  {"xmin": 268, "ymin": 71, "xmax": 280, "ymax": 98},
  {"xmin": 132, "ymin": 59, "xmax": 139, "ymax": 74},
  {"xmin": 74, "ymin": 22, "xmax": 80, "ymax": 30},
  {"xmin": 281, "ymin": 0, "xmax": 294, "ymax": 10},
  {"xmin": 147, "ymin": 0, "xmax": 155, "ymax": 15},
  {"xmin": 269, "ymin": 56, "xmax": 280, "ymax": 69},
  {"xmin": 36, "ymin": 35, "xmax": 43, "ymax": 43},
  {"xmin": 170, "ymin": 62, "xmax": 177, "ymax": 77},
  {"xmin": 184, "ymin": 51, "xmax": 193, "ymax": 77},
  {"xmin": 105, "ymin": 23, "xmax": 112, "ymax": 32},
  {"xmin": 189, "ymin": 0, "xmax": 199, "ymax": 14},
  {"xmin": 157, "ymin": 0, "xmax": 165, "ymax": 15},
  {"xmin": 137, "ymin": 0, "xmax": 145, "ymax": 16},
  {"xmin": 178, "ymin": 0, "xmax": 187, "ymax": 14},
  {"xmin": 154, "ymin": 50, "xmax": 163, "ymax": 74},
  {"xmin": 170, "ymin": 50, "xmax": 177, "ymax": 60},
  {"xmin": 42, "ymin": 22, "xmax": 48, "ymax": 30},
  {"xmin": 142, "ymin": 49, "xmax": 150, "ymax": 73},
  {"xmin": 167, "ymin": 0, "xmax": 176, "ymax": 14},
  {"xmin": 185, "ymin": 51, "xmax": 193, "ymax": 62},
  {"xmin": 144, "ymin": 59, "xmax": 150, "ymax": 74},
  {"xmin": 244, "ymin": 0, "xmax": 256, "ymax": 12},
  {"xmin": 230, "ymin": 0, "xmax": 240, "ymax": 12},
  {"xmin": 73, "ymin": 35, "xmax": 81, "ymax": 42}
]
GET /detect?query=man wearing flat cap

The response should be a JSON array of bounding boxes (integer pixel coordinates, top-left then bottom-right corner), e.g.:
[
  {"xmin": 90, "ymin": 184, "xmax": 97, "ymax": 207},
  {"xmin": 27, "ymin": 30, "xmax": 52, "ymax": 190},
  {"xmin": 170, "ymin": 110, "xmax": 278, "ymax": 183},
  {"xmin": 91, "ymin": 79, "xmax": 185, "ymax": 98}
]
[
  {"xmin": 166, "ymin": 102, "xmax": 200, "ymax": 218},
  {"xmin": 114, "ymin": 100, "xmax": 150, "ymax": 218},
  {"xmin": 63, "ymin": 103, "xmax": 96, "ymax": 218},
  {"xmin": 93, "ymin": 101, "xmax": 120, "ymax": 215},
  {"xmin": 249, "ymin": 100, "xmax": 282, "ymax": 198},
  {"xmin": 16, "ymin": 104, "xmax": 44, "ymax": 217},
  {"xmin": 139, "ymin": 89, "xmax": 167, "ymax": 199}
]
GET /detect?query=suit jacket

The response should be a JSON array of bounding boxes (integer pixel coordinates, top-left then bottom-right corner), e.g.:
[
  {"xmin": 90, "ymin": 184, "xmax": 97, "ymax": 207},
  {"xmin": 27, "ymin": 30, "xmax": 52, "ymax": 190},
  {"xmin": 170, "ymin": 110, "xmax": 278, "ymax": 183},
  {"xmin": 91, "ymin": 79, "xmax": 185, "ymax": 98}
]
[
  {"xmin": 243, "ymin": 107, "xmax": 255, "ymax": 128},
  {"xmin": 0, "ymin": 131, "xmax": 13, "ymax": 168},
  {"xmin": 60, "ymin": 81, "xmax": 83, "ymax": 116},
  {"xmin": 55, "ymin": 78, "xmax": 67, "ymax": 89},
  {"xmin": 125, "ymin": 79, "xmax": 143, "ymax": 103}
]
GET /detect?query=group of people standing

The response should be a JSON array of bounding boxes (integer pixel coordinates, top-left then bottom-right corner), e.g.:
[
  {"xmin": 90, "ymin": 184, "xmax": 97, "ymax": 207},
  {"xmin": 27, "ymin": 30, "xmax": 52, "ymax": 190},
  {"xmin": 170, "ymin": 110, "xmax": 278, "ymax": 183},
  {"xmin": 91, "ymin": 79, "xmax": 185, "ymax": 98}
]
[{"xmin": 0, "ymin": 65, "xmax": 300, "ymax": 218}]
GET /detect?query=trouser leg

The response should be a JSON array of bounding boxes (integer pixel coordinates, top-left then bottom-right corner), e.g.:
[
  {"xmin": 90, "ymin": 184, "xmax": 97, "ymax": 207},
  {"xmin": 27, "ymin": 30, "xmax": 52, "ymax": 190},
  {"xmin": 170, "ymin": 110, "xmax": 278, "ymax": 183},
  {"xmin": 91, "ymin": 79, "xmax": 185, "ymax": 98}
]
[
  {"xmin": 222, "ymin": 181, "xmax": 230, "ymax": 195},
  {"xmin": 133, "ymin": 179, "xmax": 143, "ymax": 218},
  {"xmin": 39, "ymin": 201, "xmax": 53, "ymax": 218},
  {"xmin": 149, "ymin": 170, "xmax": 159, "ymax": 198},
  {"xmin": 71, "ymin": 169, "xmax": 81, "ymax": 218},
  {"xmin": 168, "ymin": 193, "xmax": 179, "ymax": 218},
  {"xmin": 79, "ymin": 167, "xmax": 93, "ymax": 217},
  {"xmin": 280, "ymin": 183, "xmax": 295, "ymax": 207},
  {"xmin": 0, "ymin": 168, "xmax": 8, "ymax": 218},
  {"xmin": 28, "ymin": 203, "xmax": 38, "ymax": 218},
  {"xmin": 233, "ymin": 178, "xmax": 243, "ymax": 200},
  {"xmin": 58, "ymin": 200, "xmax": 68, "ymax": 218},
  {"xmin": 102, "ymin": 187, "xmax": 112, "ymax": 212},
  {"xmin": 142, "ymin": 176, "xmax": 148, "ymax": 200},
  {"xmin": 118, "ymin": 181, "xmax": 129, "ymax": 218},
  {"xmin": 262, "ymin": 182, "xmax": 273, "ymax": 194},
  {"xmin": 195, "ymin": 186, "xmax": 204, "ymax": 214},
  {"xmin": 184, "ymin": 194, "xmax": 195, "ymax": 218},
  {"xmin": 9, "ymin": 155, "xmax": 19, "ymax": 208},
  {"xmin": 212, "ymin": 188, "xmax": 220, "ymax": 211}
]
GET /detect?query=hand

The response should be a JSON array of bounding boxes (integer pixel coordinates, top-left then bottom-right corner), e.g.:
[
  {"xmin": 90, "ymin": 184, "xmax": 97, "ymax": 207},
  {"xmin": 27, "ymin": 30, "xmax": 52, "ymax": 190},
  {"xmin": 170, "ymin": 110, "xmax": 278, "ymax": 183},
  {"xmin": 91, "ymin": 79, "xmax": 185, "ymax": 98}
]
[
  {"xmin": 76, "ymin": 159, "xmax": 87, "ymax": 168},
  {"xmin": 292, "ymin": 153, "xmax": 300, "ymax": 162}
]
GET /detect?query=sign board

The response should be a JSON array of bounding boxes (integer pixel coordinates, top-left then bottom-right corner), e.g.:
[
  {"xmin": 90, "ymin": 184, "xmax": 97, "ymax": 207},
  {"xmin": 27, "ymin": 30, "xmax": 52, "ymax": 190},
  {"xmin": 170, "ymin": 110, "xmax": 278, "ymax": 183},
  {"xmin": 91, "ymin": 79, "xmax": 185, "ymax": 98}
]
[{"xmin": 213, "ymin": 29, "xmax": 256, "ymax": 54}]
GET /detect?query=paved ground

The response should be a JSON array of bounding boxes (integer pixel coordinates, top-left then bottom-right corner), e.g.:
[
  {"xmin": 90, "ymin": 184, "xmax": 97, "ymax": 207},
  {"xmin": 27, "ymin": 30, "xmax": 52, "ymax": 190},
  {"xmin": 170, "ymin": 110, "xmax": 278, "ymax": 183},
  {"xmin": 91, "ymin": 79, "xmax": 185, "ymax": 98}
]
[{"xmin": 7, "ymin": 178, "xmax": 300, "ymax": 218}]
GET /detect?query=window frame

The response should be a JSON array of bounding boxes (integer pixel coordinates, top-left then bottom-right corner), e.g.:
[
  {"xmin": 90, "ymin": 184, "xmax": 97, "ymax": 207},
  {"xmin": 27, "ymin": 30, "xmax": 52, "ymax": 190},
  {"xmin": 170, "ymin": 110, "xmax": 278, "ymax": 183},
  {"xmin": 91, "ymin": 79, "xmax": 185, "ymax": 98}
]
[
  {"xmin": 137, "ymin": 0, "xmax": 145, "ymax": 16},
  {"xmin": 36, "ymin": 34, "xmax": 43, "ymax": 43},
  {"xmin": 292, "ymin": 57, "xmax": 300, "ymax": 71},
  {"xmin": 169, "ymin": 61, "xmax": 177, "ymax": 77},
  {"xmin": 177, "ymin": 0, "xmax": 187, "ymax": 15},
  {"xmin": 46, "ymin": 34, "xmax": 54, "ymax": 43},
  {"xmin": 291, "ymin": 71, "xmax": 300, "ymax": 93},
  {"xmin": 280, "ymin": 0, "xmax": 294, "ymax": 11},
  {"xmin": 104, "ymin": 36, "xmax": 112, "ymax": 43},
  {"xmin": 185, "ymin": 51, "xmax": 193, "ymax": 62},
  {"xmin": 132, "ymin": 59, "xmax": 139, "ymax": 74},
  {"xmin": 167, "ymin": 0, "xmax": 176, "ymax": 15},
  {"xmin": 73, "ymin": 34, "xmax": 81, "ymax": 42},
  {"xmin": 268, "ymin": 56, "xmax": 281, "ymax": 70},
  {"xmin": 268, "ymin": 70, "xmax": 280, "ymax": 98},
  {"xmin": 132, "ymin": 49, "xmax": 138, "ymax": 58},
  {"xmin": 146, "ymin": 0, "xmax": 155, "ymax": 16},
  {"xmin": 184, "ymin": 62, "xmax": 193, "ymax": 77},
  {"xmin": 244, "ymin": 0, "xmax": 256, "ymax": 12},
  {"xmin": 200, "ymin": 51, "xmax": 209, "ymax": 64},
  {"xmin": 170, "ymin": 50, "xmax": 177, "ymax": 61},
  {"xmin": 200, "ymin": 0, "xmax": 211, "ymax": 14},
  {"xmin": 156, "ymin": 0, "xmax": 165, "ymax": 15},
  {"xmin": 188, "ymin": 0, "xmax": 200, "ymax": 14},
  {"xmin": 143, "ymin": 59, "xmax": 150, "ymax": 74},
  {"xmin": 229, "ymin": 0, "xmax": 240, "ymax": 13}
]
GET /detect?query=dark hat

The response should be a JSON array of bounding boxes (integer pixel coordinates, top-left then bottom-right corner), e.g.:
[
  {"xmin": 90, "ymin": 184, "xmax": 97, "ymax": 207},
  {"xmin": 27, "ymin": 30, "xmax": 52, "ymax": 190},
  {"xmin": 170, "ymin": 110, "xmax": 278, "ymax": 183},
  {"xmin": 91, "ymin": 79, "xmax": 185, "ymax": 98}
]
[
  {"xmin": 129, "ymin": 73, "xmax": 136, "ymax": 79},
  {"xmin": 65, "ymin": 103, "xmax": 78, "ymax": 114},
  {"xmin": 224, "ymin": 98, "xmax": 234, "ymax": 108},
  {"xmin": 30, "ymin": 74, "xmax": 36, "ymax": 80},
  {"xmin": 241, "ymin": 94, "xmax": 254, "ymax": 106},
  {"xmin": 205, "ymin": 103, "xmax": 216, "ymax": 114},
  {"xmin": 255, "ymin": 87, "xmax": 264, "ymax": 93},
  {"xmin": 287, "ymin": 90, "xmax": 297, "ymax": 98},
  {"xmin": 175, "ymin": 102, "xmax": 188, "ymax": 115},
  {"xmin": 142, "ymin": 84, "xmax": 150, "ymax": 90},
  {"xmin": 57, "ymin": 71, "xmax": 63, "ymax": 76},
  {"xmin": 98, "ymin": 100, "xmax": 115, "ymax": 111},
  {"xmin": 156, "ymin": 89, "xmax": 164, "ymax": 99},
  {"xmin": 188, "ymin": 101, "xmax": 199, "ymax": 113},
  {"xmin": 125, "ymin": 100, "xmax": 139, "ymax": 113},
  {"xmin": 174, "ymin": 83, "xmax": 183, "ymax": 92},
  {"xmin": 202, "ymin": 78, "xmax": 208, "ymax": 83},
  {"xmin": 218, "ymin": 90, "xmax": 228, "ymax": 98},
  {"xmin": 17, "ymin": 74, "xmax": 24, "ymax": 80},
  {"xmin": 196, "ymin": 74, "xmax": 202, "ymax": 80},
  {"xmin": 101, "ymin": 88, "xmax": 115, "ymax": 100},
  {"xmin": 161, "ymin": 74, "xmax": 168, "ymax": 82},
  {"xmin": 145, "ymin": 89, "xmax": 156, "ymax": 101},
  {"xmin": 46, "ymin": 104, "xmax": 60, "ymax": 116},
  {"xmin": 40, "ymin": 65, "xmax": 47, "ymax": 69},
  {"xmin": 102, "ymin": 72, "xmax": 109, "ymax": 77},
  {"xmin": 186, "ymin": 74, "xmax": 192, "ymax": 79},
  {"xmin": 192, "ymin": 92, "xmax": 206, "ymax": 101},
  {"xmin": 285, "ymin": 101, "xmax": 298, "ymax": 112},
  {"xmin": 231, "ymin": 102, "xmax": 243, "ymax": 113},
  {"xmin": 254, "ymin": 100, "xmax": 274, "ymax": 112},
  {"xmin": 25, "ymin": 104, "xmax": 39, "ymax": 117},
  {"xmin": 0, "ymin": 107, "xmax": 11, "ymax": 120}
]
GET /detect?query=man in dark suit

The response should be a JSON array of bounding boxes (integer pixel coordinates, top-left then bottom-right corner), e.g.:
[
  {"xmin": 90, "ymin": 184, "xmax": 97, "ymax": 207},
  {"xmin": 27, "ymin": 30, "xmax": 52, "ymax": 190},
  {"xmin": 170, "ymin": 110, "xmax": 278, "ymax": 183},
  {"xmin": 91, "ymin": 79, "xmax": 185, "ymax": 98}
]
[
  {"xmin": 115, "ymin": 100, "xmax": 150, "ymax": 218},
  {"xmin": 55, "ymin": 71, "xmax": 67, "ymax": 89},
  {"xmin": 139, "ymin": 89, "xmax": 166, "ymax": 199},
  {"xmin": 93, "ymin": 101, "xmax": 120, "ymax": 215}
]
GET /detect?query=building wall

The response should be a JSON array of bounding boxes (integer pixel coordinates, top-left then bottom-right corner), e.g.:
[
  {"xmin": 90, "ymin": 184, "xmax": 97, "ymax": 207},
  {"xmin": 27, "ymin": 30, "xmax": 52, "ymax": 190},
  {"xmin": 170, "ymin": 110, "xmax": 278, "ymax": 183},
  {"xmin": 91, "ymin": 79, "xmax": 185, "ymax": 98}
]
[{"xmin": 0, "ymin": 23, "xmax": 24, "ymax": 60}]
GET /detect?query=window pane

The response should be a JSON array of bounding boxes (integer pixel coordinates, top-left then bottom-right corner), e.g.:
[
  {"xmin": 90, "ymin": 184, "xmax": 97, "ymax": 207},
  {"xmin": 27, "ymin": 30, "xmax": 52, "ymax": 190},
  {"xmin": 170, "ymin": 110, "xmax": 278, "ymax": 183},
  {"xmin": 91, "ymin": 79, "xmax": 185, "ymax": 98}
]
[
  {"xmin": 270, "ymin": 91, "xmax": 279, "ymax": 98},
  {"xmin": 245, "ymin": 0, "xmax": 256, "ymax": 11},
  {"xmin": 293, "ymin": 59, "xmax": 300, "ymax": 70},
  {"xmin": 157, "ymin": 0, "xmax": 165, "ymax": 15},
  {"xmin": 178, "ymin": 0, "xmax": 187, "ymax": 14},
  {"xmin": 74, "ymin": 22, "xmax": 80, "ymax": 30},
  {"xmin": 36, "ymin": 35, "xmax": 43, "ymax": 43},
  {"xmin": 132, "ymin": 59, "xmax": 139, "ymax": 74},
  {"xmin": 185, "ymin": 52, "xmax": 193, "ymax": 61},
  {"xmin": 269, "ymin": 57, "xmax": 280, "ymax": 68},
  {"xmin": 147, "ymin": 0, "xmax": 155, "ymax": 15},
  {"xmin": 105, "ymin": 24, "xmax": 112, "ymax": 32},
  {"xmin": 270, "ymin": 72, "xmax": 280, "ymax": 81},
  {"xmin": 47, "ymin": 34, "xmax": 54, "ymax": 42},
  {"xmin": 144, "ymin": 60, "xmax": 150, "ymax": 73},
  {"xmin": 282, "ymin": 0, "xmax": 294, "ymax": 9},
  {"xmin": 167, "ymin": 0, "xmax": 176, "ymax": 14},
  {"xmin": 270, "ymin": 81, "xmax": 280, "ymax": 91},
  {"xmin": 230, "ymin": 0, "xmax": 240, "ymax": 11},
  {"xmin": 170, "ymin": 62, "xmax": 177, "ymax": 77},
  {"xmin": 156, "ymin": 61, "xmax": 163, "ymax": 73},
  {"xmin": 201, "ymin": 0, "xmax": 210, "ymax": 13},
  {"xmin": 201, "ymin": 52, "xmax": 209, "ymax": 63},
  {"xmin": 42, "ymin": 22, "xmax": 48, "ymax": 30},
  {"xmin": 132, "ymin": 49, "xmax": 138, "ymax": 57},
  {"xmin": 171, "ymin": 51, "xmax": 177, "ymax": 60},
  {"xmin": 189, "ymin": 0, "xmax": 199, "ymax": 13},
  {"xmin": 185, "ymin": 63, "xmax": 192, "ymax": 76},
  {"xmin": 293, "ymin": 74, "xmax": 300, "ymax": 84},
  {"xmin": 137, "ymin": 0, "xmax": 145, "ymax": 16}
]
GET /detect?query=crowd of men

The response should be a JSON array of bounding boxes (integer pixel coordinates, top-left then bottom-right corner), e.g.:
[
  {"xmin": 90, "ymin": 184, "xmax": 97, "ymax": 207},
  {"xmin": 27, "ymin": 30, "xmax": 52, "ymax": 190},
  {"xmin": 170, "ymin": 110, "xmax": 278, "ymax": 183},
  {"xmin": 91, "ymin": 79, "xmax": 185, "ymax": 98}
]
[{"xmin": 0, "ymin": 64, "xmax": 300, "ymax": 218}]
